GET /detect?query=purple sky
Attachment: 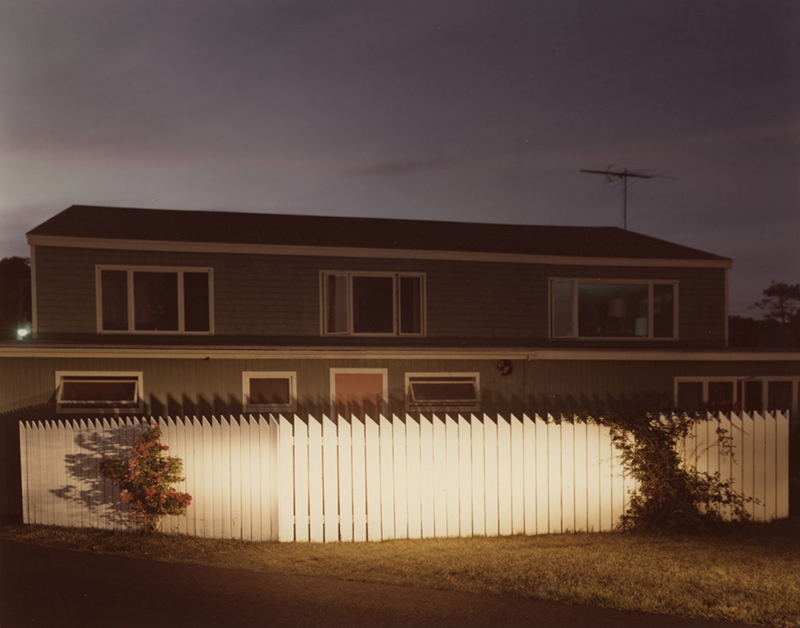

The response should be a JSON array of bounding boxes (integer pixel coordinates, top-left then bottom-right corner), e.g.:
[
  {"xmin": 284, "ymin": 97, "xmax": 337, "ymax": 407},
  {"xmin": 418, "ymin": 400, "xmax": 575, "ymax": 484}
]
[{"xmin": 1, "ymin": 1, "xmax": 797, "ymax": 316}]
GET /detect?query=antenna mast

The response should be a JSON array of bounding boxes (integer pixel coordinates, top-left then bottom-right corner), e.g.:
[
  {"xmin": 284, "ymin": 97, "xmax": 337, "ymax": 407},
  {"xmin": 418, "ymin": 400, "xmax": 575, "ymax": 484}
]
[{"xmin": 581, "ymin": 167, "xmax": 656, "ymax": 230}]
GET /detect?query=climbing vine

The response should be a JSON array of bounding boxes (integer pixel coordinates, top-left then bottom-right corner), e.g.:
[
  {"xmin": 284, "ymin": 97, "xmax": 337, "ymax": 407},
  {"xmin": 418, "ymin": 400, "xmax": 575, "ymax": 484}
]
[{"xmin": 573, "ymin": 407, "xmax": 755, "ymax": 533}]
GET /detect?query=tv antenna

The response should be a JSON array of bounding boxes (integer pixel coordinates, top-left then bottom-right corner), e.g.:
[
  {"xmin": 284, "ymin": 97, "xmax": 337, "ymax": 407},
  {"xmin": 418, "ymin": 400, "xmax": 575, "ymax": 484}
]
[{"xmin": 581, "ymin": 167, "xmax": 670, "ymax": 230}]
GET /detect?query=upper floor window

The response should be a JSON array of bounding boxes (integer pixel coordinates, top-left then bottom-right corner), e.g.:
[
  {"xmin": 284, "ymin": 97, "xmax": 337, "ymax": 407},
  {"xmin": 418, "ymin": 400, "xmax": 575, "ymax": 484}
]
[
  {"xmin": 551, "ymin": 279, "xmax": 677, "ymax": 340},
  {"xmin": 321, "ymin": 271, "xmax": 424, "ymax": 336},
  {"xmin": 97, "ymin": 265, "xmax": 213, "ymax": 334}
]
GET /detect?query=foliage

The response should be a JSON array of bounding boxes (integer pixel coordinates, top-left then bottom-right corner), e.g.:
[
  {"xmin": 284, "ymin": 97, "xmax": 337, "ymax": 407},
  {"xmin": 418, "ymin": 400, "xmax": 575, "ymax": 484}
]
[
  {"xmin": 0, "ymin": 256, "xmax": 31, "ymax": 339},
  {"xmin": 730, "ymin": 281, "xmax": 800, "ymax": 348},
  {"xmin": 575, "ymin": 407, "xmax": 755, "ymax": 533},
  {"xmin": 750, "ymin": 281, "xmax": 800, "ymax": 325},
  {"xmin": 99, "ymin": 425, "xmax": 192, "ymax": 533},
  {"xmin": 728, "ymin": 314, "xmax": 797, "ymax": 348}
]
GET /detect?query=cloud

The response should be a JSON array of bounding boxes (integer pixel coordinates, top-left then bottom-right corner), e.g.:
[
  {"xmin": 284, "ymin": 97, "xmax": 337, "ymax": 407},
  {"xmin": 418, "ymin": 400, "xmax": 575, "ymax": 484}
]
[{"xmin": 349, "ymin": 159, "xmax": 449, "ymax": 177}]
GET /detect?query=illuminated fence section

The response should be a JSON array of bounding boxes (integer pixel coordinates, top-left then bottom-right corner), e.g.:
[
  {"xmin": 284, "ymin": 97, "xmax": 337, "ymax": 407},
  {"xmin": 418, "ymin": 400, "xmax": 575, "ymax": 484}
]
[{"xmin": 19, "ymin": 412, "xmax": 790, "ymax": 542}]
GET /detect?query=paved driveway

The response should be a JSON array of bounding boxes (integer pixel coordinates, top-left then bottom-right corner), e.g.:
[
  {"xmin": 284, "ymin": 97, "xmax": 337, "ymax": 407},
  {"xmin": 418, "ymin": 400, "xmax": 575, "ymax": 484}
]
[{"xmin": 1, "ymin": 539, "xmax": 755, "ymax": 628}]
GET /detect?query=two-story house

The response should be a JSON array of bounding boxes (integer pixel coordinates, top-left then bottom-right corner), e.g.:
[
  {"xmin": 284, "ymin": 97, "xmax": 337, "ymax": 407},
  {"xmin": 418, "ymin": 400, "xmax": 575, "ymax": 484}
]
[{"xmin": 2, "ymin": 205, "xmax": 799, "ymax": 522}]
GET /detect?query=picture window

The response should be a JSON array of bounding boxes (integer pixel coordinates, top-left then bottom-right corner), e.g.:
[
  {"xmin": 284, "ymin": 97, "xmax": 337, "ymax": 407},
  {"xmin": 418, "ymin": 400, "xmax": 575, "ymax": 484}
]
[{"xmin": 551, "ymin": 279, "xmax": 677, "ymax": 340}]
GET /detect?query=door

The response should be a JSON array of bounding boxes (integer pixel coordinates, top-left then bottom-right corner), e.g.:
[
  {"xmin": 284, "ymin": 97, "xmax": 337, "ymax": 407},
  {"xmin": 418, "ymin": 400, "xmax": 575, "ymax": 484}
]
[{"xmin": 330, "ymin": 369, "xmax": 387, "ymax": 419}]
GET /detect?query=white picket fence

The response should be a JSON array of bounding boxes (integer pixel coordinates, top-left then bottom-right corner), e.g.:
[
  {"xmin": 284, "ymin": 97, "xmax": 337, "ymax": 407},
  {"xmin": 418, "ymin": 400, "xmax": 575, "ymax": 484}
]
[{"xmin": 19, "ymin": 412, "xmax": 790, "ymax": 542}]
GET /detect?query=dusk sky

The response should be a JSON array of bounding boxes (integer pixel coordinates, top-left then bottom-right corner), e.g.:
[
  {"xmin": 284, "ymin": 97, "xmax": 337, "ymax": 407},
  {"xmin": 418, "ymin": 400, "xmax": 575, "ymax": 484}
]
[{"xmin": 1, "ymin": 1, "xmax": 797, "ymax": 316}]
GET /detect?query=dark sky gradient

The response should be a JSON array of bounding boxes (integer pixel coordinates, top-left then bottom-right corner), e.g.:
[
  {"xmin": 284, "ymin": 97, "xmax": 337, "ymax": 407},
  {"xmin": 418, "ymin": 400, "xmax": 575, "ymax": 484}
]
[{"xmin": 1, "ymin": 1, "xmax": 797, "ymax": 315}]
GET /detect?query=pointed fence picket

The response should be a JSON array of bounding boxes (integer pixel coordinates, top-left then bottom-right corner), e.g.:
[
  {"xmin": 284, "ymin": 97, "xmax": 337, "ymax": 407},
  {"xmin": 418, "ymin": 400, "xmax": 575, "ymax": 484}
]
[{"xmin": 18, "ymin": 412, "xmax": 790, "ymax": 542}]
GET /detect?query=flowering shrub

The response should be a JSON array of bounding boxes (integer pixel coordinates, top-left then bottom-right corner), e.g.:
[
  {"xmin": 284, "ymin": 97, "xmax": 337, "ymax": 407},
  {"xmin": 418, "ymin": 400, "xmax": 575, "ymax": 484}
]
[{"xmin": 99, "ymin": 425, "xmax": 192, "ymax": 533}]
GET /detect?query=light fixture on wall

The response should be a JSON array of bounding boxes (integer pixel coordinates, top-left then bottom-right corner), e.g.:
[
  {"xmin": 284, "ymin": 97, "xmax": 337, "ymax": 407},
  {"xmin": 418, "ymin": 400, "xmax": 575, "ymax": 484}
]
[{"xmin": 497, "ymin": 360, "xmax": 513, "ymax": 376}]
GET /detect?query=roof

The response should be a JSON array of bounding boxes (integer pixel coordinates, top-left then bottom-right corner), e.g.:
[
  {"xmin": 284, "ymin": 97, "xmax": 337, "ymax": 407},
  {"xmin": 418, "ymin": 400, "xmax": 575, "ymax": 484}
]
[{"xmin": 27, "ymin": 205, "xmax": 729, "ymax": 262}]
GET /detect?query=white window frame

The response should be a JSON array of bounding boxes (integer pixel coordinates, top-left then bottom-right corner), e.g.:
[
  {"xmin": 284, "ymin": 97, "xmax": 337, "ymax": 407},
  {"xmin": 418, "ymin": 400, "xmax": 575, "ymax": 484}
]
[
  {"xmin": 96, "ymin": 265, "xmax": 214, "ymax": 335},
  {"xmin": 320, "ymin": 271, "xmax": 426, "ymax": 337},
  {"xmin": 55, "ymin": 371, "xmax": 143, "ymax": 414},
  {"xmin": 405, "ymin": 372, "xmax": 480, "ymax": 410},
  {"xmin": 242, "ymin": 371, "xmax": 297, "ymax": 414},
  {"xmin": 674, "ymin": 376, "xmax": 799, "ymax": 416},
  {"xmin": 550, "ymin": 278, "xmax": 679, "ymax": 340}
]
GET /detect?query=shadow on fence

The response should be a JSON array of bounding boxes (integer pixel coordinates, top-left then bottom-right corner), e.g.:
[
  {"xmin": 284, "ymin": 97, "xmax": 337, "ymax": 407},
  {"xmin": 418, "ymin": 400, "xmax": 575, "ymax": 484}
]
[{"xmin": 25, "ymin": 419, "xmax": 151, "ymax": 530}]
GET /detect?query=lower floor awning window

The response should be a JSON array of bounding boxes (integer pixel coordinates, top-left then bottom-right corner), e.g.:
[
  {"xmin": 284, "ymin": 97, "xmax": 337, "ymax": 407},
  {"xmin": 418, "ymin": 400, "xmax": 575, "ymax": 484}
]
[
  {"xmin": 56, "ymin": 373, "xmax": 141, "ymax": 413},
  {"xmin": 407, "ymin": 374, "xmax": 480, "ymax": 409}
]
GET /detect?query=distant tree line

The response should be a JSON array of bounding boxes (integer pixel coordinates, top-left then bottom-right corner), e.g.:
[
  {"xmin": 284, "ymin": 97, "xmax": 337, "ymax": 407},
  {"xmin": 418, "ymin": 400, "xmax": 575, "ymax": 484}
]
[
  {"xmin": 0, "ymin": 257, "xmax": 31, "ymax": 340},
  {"xmin": 729, "ymin": 281, "xmax": 800, "ymax": 348}
]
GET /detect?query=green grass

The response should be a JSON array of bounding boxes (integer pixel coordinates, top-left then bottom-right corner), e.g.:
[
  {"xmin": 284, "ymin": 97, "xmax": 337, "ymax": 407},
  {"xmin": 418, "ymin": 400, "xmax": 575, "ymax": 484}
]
[{"xmin": 4, "ymin": 520, "xmax": 800, "ymax": 626}]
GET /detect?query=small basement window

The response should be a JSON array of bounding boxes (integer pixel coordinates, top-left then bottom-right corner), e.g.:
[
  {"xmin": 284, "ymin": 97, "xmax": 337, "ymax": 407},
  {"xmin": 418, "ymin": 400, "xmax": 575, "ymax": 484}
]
[
  {"xmin": 406, "ymin": 373, "xmax": 480, "ymax": 409},
  {"xmin": 56, "ymin": 372, "xmax": 142, "ymax": 414},
  {"xmin": 243, "ymin": 372, "xmax": 297, "ymax": 413}
]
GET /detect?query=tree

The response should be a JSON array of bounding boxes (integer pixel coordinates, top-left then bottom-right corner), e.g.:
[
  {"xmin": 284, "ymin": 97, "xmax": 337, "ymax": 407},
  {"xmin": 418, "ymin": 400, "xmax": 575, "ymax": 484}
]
[
  {"xmin": 0, "ymin": 257, "xmax": 31, "ymax": 340},
  {"xmin": 750, "ymin": 281, "xmax": 800, "ymax": 325},
  {"xmin": 728, "ymin": 315, "xmax": 786, "ymax": 348},
  {"xmin": 749, "ymin": 281, "xmax": 800, "ymax": 347}
]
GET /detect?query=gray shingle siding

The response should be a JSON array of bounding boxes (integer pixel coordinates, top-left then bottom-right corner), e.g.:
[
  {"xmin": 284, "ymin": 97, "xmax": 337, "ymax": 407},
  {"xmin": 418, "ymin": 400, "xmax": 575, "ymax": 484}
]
[{"xmin": 33, "ymin": 246, "xmax": 727, "ymax": 347}]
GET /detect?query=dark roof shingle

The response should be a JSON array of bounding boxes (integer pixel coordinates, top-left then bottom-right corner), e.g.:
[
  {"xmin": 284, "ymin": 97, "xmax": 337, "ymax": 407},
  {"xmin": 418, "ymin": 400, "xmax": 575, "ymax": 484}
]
[{"xmin": 28, "ymin": 205, "xmax": 729, "ymax": 261}]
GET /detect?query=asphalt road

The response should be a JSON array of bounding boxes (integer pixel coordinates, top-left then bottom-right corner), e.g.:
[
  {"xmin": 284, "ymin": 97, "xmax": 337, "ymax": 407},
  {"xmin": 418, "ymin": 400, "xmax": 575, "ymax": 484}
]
[{"xmin": 0, "ymin": 539, "xmax": 756, "ymax": 628}]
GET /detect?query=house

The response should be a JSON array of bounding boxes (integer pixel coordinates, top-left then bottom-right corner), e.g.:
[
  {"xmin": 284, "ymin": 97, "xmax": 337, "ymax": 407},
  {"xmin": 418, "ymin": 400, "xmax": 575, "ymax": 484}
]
[{"xmin": 2, "ymin": 204, "xmax": 799, "ymax": 524}]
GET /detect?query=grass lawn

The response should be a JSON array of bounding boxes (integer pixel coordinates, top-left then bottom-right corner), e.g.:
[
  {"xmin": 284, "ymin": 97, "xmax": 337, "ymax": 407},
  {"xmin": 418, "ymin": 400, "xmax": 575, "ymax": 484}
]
[{"xmin": 4, "ymin": 520, "xmax": 800, "ymax": 627}]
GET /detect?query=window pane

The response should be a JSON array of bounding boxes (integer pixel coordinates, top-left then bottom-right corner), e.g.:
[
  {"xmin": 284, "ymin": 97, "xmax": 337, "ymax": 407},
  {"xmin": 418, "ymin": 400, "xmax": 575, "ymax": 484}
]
[
  {"xmin": 101, "ymin": 270, "xmax": 128, "ymax": 331},
  {"xmin": 61, "ymin": 378, "xmax": 138, "ymax": 407},
  {"xmin": 552, "ymin": 281, "xmax": 575, "ymax": 337},
  {"xmin": 183, "ymin": 272, "xmax": 210, "ymax": 332},
  {"xmin": 133, "ymin": 272, "xmax": 179, "ymax": 331},
  {"xmin": 578, "ymin": 283, "xmax": 648, "ymax": 338},
  {"xmin": 352, "ymin": 276, "xmax": 394, "ymax": 333},
  {"xmin": 708, "ymin": 381, "xmax": 734, "ymax": 404},
  {"xmin": 768, "ymin": 381, "xmax": 793, "ymax": 412},
  {"xmin": 744, "ymin": 380, "xmax": 763, "ymax": 413},
  {"xmin": 325, "ymin": 274, "xmax": 349, "ymax": 333},
  {"xmin": 653, "ymin": 284, "xmax": 675, "ymax": 338},
  {"xmin": 677, "ymin": 382, "xmax": 703, "ymax": 413},
  {"xmin": 399, "ymin": 276, "xmax": 422, "ymax": 334},
  {"xmin": 409, "ymin": 376, "xmax": 478, "ymax": 406},
  {"xmin": 249, "ymin": 378, "xmax": 291, "ymax": 406}
]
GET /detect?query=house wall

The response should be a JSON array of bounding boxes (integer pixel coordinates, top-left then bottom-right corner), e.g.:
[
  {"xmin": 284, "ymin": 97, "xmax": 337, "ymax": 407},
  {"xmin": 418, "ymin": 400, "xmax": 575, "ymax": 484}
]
[
  {"xmin": 33, "ymin": 245, "xmax": 728, "ymax": 347},
  {"xmin": 5, "ymin": 354, "xmax": 799, "ymax": 420},
  {"xmin": 3, "ymin": 353, "xmax": 798, "ymax": 523}
]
